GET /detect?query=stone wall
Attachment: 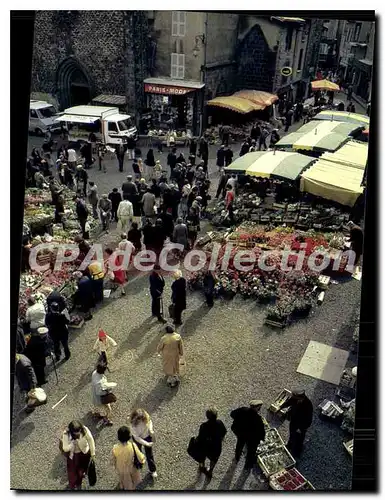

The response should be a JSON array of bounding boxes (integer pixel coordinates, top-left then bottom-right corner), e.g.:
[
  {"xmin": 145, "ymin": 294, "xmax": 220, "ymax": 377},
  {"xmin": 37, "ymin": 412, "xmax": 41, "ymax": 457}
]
[
  {"xmin": 32, "ymin": 11, "xmax": 128, "ymax": 109},
  {"xmin": 235, "ymin": 23, "xmax": 277, "ymax": 92}
]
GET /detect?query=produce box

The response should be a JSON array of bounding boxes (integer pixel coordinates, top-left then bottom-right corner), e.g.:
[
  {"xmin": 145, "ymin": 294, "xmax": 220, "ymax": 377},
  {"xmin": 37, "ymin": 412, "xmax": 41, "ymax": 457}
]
[
  {"xmin": 257, "ymin": 445, "xmax": 296, "ymax": 477},
  {"xmin": 318, "ymin": 274, "xmax": 331, "ymax": 290},
  {"xmin": 269, "ymin": 389, "xmax": 292, "ymax": 414},
  {"xmin": 269, "ymin": 468, "xmax": 314, "ymax": 490},
  {"xmin": 318, "ymin": 399, "xmax": 344, "ymax": 420},
  {"xmin": 257, "ymin": 428, "xmax": 285, "ymax": 455}
]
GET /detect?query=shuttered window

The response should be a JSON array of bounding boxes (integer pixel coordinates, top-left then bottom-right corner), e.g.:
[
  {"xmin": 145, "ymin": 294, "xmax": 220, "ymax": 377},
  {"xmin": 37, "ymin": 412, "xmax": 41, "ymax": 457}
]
[
  {"xmin": 172, "ymin": 11, "xmax": 186, "ymax": 37},
  {"xmin": 171, "ymin": 53, "xmax": 185, "ymax": 79}
]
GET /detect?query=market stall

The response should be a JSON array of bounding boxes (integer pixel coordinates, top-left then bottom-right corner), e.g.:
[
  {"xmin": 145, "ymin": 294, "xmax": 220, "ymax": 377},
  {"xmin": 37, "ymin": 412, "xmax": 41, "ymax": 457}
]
[
  {"xmin": 207, "ymin": 96, "xmax": 265, "ymax": 114},
  {"xmin": 313, "ymin": 110, "xmax": 370, "ymax": 127},
  {"xmin": 300, "ymin": 159, "xmax": 365, "ymax": 207},
  {"xmin": 275, "ymin": 120, "xmax": 364, "ymax": 155},
  {"xmin": 188, "ymin": 221, "xmax": 352, "ymax": 328},
  {"xmin": 19, "ymin": 186, "xmax": 101, "ymax": 324},
  {"xmin": 224, "ymin": 151, "xmax": 314, "ymax": 181},
  {"xmin": 319, "ymin": 140, "xmax": 368, "ymax": 170},
  {"xmin": 233, "ymin": 90, "xmax": 278, "ymax": 107}
]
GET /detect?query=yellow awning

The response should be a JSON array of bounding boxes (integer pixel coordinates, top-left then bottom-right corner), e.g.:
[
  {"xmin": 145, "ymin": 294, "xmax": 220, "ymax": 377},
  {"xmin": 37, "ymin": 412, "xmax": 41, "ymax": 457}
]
[
  {"xmin": 300, "ymin": 159, "xmax": 364, "ymax": 207},
  {"xmin": 233, "ymin": 90, "xmax": 278, "ymax": 107},
  {"xmin": 311, "ymin": 79, "xmax": 340, "ymax": 92},
  {"xmin": 207, "ymin": 96, "xmax": 265, "ymax": 114},
  {"xmin": 320, "ymin": 141, "xmax": 368, "ymax": 170}
]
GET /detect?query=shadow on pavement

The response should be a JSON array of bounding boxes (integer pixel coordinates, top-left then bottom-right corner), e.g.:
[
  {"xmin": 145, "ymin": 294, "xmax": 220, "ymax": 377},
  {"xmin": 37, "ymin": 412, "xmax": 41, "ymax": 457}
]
[
  {"xmin": 11, "ymin": 421, "xmax": 35, "ymax": 448},
  {"xmin": 72, "ymin": 369, "xmax": 92, "ymax": 397},
  {"xmin": 130, "ymin": 378, "xmax": 180, "ymax": 415},
  {"xmin": 49, "ymin": 452, "xmax": 68, "ymax": 485},
  {"xmin": 217, "ymin": 458, "xmax": 238, "ymax": 490},
  {"xmin": 114, "ymin": 317, "xmax": 155, "ymax": 357},
  {"xmin": 137, "ymin": 474, "xmax": 155, "ymax": 491},
  {"xmin": 180, "ymin": 303, "xmax": 211, "ymax": 339},
  {"xmin": 232, "ymin": 467, "xmax": 251, "ymax": 490}
]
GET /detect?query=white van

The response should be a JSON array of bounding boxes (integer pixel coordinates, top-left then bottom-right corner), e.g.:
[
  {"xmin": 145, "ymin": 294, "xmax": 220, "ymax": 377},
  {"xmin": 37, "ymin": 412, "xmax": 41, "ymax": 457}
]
[
  {"xmin": 29, "ymin": 100, "xmax": 61, "ymax": 135},
  {"xmin": 54, "ymin": 105, "xmax": 138, "ymax": 146}
]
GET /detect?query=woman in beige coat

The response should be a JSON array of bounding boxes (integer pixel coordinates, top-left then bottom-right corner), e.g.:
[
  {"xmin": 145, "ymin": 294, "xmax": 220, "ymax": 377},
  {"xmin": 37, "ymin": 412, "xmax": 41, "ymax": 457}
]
[
  {"xmin": 157, "ymin": 325, "xmax": 184, "ymax": 387},
  {"xmin": 112, "ymin": 426, "xmax": 145, "ymax": 490}
]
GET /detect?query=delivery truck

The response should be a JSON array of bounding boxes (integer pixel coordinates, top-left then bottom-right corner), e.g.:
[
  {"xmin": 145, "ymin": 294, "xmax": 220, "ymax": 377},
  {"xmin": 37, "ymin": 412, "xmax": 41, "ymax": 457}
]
[{"xmin": 54, "ymin": 105, "xmax": 138, "ymax": 146}]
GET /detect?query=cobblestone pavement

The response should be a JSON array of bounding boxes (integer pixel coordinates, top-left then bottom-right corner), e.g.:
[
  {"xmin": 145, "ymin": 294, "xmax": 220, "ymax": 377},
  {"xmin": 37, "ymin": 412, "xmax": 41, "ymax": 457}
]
[{"xmin": 13, "ymin": 100, "xmax": 363, "ymax": 491}]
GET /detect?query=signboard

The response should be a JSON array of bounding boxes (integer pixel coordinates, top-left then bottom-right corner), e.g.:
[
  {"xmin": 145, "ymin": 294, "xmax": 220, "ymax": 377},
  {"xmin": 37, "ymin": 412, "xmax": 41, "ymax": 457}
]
[
  {"xmin": 144, "ymin": 83, "xmax": 194, "ymax": 96},
  {"xmin": 281, "ymin": 67, "xmax": 293, "ymax": 77}
]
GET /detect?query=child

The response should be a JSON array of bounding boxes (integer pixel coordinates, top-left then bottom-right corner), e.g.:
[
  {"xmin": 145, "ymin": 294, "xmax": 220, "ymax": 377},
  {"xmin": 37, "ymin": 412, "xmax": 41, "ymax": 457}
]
[{"xmin": 93, "ymin": 330, "xmax": 117, "ymax": 368}]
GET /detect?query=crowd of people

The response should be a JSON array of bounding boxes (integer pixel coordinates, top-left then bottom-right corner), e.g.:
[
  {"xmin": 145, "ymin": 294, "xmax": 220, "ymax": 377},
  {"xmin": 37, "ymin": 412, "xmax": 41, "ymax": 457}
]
[{"xmin": 55, "ymin": 393, "xmax": 313, "ymax": 490}]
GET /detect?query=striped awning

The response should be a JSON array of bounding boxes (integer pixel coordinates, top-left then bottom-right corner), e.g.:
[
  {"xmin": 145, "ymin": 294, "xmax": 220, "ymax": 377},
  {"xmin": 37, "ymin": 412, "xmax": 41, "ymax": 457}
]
[
  {"xmin": 207, "ymin": 96, "xmax": 265, "ymax": 114},
  {"xmin": 314, "ymin": 110, "xmax": 370, "ymax": 127},
  {"xmin": 319, "ymin": 140, "xmax": 368, "ymax": 170},
  {"xmin": 300, "ymin": 159, "xmax": 364, "ymax": 207},
  {"xmin": 224, "ymin": 151, "xmax": 314, "ymax": 180},
  {"xmin": 275, "ymin": 120, "xmax": 362, "ymax": 153}
]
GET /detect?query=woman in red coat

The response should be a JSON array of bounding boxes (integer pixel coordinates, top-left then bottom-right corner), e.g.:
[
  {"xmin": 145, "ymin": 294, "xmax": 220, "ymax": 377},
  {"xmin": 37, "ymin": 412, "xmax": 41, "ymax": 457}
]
[{"xmin": 105, "ymin": 248, "xmax": 127, "ymax": 296}]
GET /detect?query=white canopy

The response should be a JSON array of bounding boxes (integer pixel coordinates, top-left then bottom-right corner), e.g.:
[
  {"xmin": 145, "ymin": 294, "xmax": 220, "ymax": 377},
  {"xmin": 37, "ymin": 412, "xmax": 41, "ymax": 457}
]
[{"xmin": 54, "ymin": 114, "xmax": 99, "ymax": 124}]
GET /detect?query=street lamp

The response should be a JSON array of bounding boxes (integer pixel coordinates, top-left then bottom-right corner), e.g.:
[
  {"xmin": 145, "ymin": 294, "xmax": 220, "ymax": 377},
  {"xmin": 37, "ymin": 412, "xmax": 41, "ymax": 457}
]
[{"xmin": 193, "ymin": 34, "xmax": 205, "ymax": 57}]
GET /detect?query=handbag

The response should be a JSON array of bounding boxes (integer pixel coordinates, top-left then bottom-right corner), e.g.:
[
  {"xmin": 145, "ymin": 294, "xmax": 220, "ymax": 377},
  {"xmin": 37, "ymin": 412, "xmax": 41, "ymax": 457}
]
[
  {"xmin": 168, "ymin": 303, "xmax": 175, "ymax": 319},
  {"xmin": 100, "ymin": 392, "xmax": 117, "ymax": 405},
  {"xmin": 132, "ymin": 443, "xmax": 143, "ymax": 469},
  {"xmin": 87, "ymin": 457, "xmax": 97, "ymax": 486},
  {"xmin": 58, "ymin": 437, "xmax": 69, "ymax": 457}
]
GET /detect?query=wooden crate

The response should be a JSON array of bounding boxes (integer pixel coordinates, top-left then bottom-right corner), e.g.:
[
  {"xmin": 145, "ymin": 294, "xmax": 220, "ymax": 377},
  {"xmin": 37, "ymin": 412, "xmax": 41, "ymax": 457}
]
[{"xmin": 269, "ymin": 389, "xmax": 292, "ymax": 414}]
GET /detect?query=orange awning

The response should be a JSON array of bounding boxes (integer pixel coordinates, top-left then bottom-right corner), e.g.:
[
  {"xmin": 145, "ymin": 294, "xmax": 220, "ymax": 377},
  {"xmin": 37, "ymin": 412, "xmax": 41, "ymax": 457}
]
[
  {"xmin": 233, "ymin": 90, "xmax": 278, "ymax": 107},
  {"xmin": 311, "ymin": 79, "xmax": 340, "ymax": 92},
  {"xmin": 207, "ymin": 96, "xmax": 265, "ymax": 114}
]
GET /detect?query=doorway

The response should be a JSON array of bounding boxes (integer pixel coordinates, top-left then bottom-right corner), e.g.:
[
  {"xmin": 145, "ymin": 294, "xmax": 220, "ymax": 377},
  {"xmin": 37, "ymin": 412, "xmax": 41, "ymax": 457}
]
[{"xmin": 70, "ymin": 83, "xmax": 91, "ymax": 106}]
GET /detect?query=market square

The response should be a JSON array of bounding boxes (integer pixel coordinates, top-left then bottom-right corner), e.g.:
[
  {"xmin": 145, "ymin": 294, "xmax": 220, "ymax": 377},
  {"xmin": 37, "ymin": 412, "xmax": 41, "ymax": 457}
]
[{"xmin": 11, "ymin": 11, "xmax": 372, "ymax": 492}]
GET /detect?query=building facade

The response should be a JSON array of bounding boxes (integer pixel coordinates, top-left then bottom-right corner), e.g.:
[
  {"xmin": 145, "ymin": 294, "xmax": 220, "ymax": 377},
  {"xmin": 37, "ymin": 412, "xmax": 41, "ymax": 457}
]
[
  {"xmin": 31, "ymin": 10, "xmax": 149, "ymax": 119},
  {"xmin": 31, "ymin": 11, "xmax": 326, "ymax": 133},
  {"xmin": 337, "ymin": 20, "xmax": 374, "ymax": 102}
]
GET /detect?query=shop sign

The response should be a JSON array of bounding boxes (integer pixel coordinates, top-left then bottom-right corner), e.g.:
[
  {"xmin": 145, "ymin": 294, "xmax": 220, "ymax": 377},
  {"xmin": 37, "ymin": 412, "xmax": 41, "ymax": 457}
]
[
  {"xmin": 144, "ymin": 83, "xmax": 193, "ymax": 95},
  {"xmin": 281, "ymin": 67, "xmax": 293, "ymax": 77}
]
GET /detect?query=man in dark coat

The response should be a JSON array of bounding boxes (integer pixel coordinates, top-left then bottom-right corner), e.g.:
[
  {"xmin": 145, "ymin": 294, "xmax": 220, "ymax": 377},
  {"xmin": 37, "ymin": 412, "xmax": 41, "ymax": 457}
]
[
  {"xmin": 230, "ymin": 400, "xmax": 266, "ymax": 468},
  {"xmin": 149, "ymin": 265, "xmax": 166, "ymax": 322},
  {"xmin": 109, "ymin": 188, "xmax": 123, "ymax": 222},
  {"xmin": 250, "ymin": 123, "xmax": 261, "ymax": 143},
  {"xmin": 45, "ymin": 302, "xmax": 71, "ymax": 362},
  {"xmin": 24, "ymin": 327, "xmax": 52, "ymax": 386},
  {"xmin": 224, "ymin": 146, "xmax": 234, "ymax": 167},
  {"xmin": 47, "ymin": 289, "xmax": 67, "ymax": 313},
  {"xmin": 198, "ymin": 137, "xmax": 209, "ymax": 172},
  {"xmin": 80, "ymin": 141, "xmax": 93, "ymax": 169},
  {"xmin": 115, "ymin": 143, "xmax": 125, "ymax": 172},
  {"xmin": 239, "ymin": 140, "xmax": 250, "ymax": 157},
  {"xmin": 216, "ymin": 145, "xmax": 226, "ymax": 169},
  {"xmin": 281, "ymin": 389, "xmax": 313, "ymax": 456},
  {"xmin": 122, "ymin": 175, "xmax": 138, "ymax": 204},
  {"xmin": 75, "ymin": 195, "xmax": 89, "ymax": 238},
  {"xmin": 167, "ymin": 147, "xmax": 178, "ymax": 179},
  {"xmin": 74, "ymin": 272, "xmax": 95, "ymax": 320},
  {"xmin": 197, "ymin": 407, "xmax": 227, "ymax": 477},
  {"xmin": 216, "ymin": 169, "xmax": 228, "ymax": 199},
  {"xmin": 171, "ymin": 271, "xmax": 187, "ymax": 326}
]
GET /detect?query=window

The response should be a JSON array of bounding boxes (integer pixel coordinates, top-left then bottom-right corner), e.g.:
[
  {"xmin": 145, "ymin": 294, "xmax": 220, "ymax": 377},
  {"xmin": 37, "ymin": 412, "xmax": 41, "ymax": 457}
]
[
  {"xmin": 172, "ymin": 11, "xmax": 186, "ymax": 37},
  {"xmin": 30, "ymin": 109, "xmax": 38, "ymax": 118},
  {"xmin": 117, "ymin": 118, "xmax": 133, "ymax": 131},
  {"xmin": 39, "ymin": 106, "xmax": 56, "ymax": 118},
  {"xmin": 171, "ymin": 53, "xmax": 185, "ymax": 79},
  {"xmin": 297, "ymin": 48, "xmax": 304, "ymax": 71},
  {"xmin": 108, "ymin": 122, "xmax": 118, "ymax": 133}
]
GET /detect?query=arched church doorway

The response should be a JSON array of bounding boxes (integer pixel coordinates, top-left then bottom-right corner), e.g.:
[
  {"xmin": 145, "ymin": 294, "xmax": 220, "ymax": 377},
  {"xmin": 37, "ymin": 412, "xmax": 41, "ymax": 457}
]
[{"xmin": 57, "ymin": 58, "xmax": 93, "ymax": 109}]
